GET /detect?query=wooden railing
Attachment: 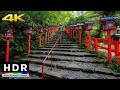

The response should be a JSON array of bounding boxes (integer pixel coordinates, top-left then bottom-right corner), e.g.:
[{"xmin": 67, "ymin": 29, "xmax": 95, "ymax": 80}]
[{"xmin": 85, "ymin": 36, "xmax": 120, "ymax": 64}]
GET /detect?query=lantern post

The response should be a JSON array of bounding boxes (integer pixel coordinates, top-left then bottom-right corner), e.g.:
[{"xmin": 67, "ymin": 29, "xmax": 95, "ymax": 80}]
[
  {"xmin": 84, "ymin": 21, "xmax": 95, "ymax": 51},
  {"xmin": 76, "ymin": 23, "xmax": 84, "ymax": 46},
  {"xmin": 26, "ymin": 26, "xmax": 34, "ymax": 55},
  {"xmin": 100, "ymin": 16, "xmax": 118, "ymax": 63},
  {"xmin": 44, "ymin": 28, "xmax": 47, "ymax": 45},
  {"xmin": 39, "ymin": 27, "xmax": 43, "ymax": 47},
  {"xmin": 2, "ymin": 27, "xmax": 15, "ymax": 62}
]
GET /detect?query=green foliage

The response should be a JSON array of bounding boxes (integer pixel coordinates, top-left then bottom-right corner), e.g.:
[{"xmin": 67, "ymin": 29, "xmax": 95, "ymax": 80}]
[
  {"xmin": 90, "ymin": 20, "xmax": 100, "ymax": 37},
  {"xmin": 67, "ymin": 15, "xmax": 88, "ymax": 25},
  {"xmin": 107, "ymin": 63, "xmax": 120, "ymax": 72},
  {"xmin": 0, "ymin": 11, "xmax": 74, "ymax": 62},
  {"xmin": 94, "ymin": 11, "xmax": 119, "ymax": 16},
  {"xmin": 94, "ymin": 50, "xmax": 120, "ymax": 72},
  {"xmin": 106, "ymin": 57, "xmax": 120, "ymax": 73}
]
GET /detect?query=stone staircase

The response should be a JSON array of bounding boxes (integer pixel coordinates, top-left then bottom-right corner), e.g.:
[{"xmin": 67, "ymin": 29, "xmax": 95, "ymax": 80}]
[{"xmin": 3, "ymin": 29, "xmax": 120, "ymax": 79}]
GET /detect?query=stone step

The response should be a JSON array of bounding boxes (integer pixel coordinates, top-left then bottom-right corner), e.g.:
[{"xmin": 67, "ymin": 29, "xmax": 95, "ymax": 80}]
[
  {"xmin": 29, "ymin": 54, "xmax": 96, "ymax": 61},
  {"xmin": 47, "ymin": 44, "xmax": 80, "ymax": 46},
  {"xmin": 49, "ymin": 38, "xmax": 71, "ymax": 40},
  {"xmin": 48, "ymin": 40, "xmax": 73, "ymax": 42},
  {"xmin": 47, "ymin": 42, "xmax": 76, "ymax": 44},
  {"xmin": 17, "ymin": 62, "xmax": 120, "ymax": 79},
  {"xmin": 46, "ymin": 45, "xmax": 82, "ymax": 47},
  {"xmin": 30, "ymin": 51, "xmax": 96, "ymax": 57},
  {"xmin": 31, "ymin": 48, "xmax": 85, "ymax": 52},
  {"xmin": 20, "ymin": 58, "xmax": 120, "ymax": 77},
  {"xmin": 27, "ymin": 54, "xmax": 101, "ymax": 63},
  {"xmin": 46, "ymin": 46, "xmax": 83, "ymax": 49},
  {"xmin": 29, "ymin": 63, "xmax": 63, "ymax": 79}
]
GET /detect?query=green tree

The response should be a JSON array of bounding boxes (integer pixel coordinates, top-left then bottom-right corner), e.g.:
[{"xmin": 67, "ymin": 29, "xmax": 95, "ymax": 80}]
[{"xmin": 0, "ymin": 11, "xmax": 74, "ymax": 62}]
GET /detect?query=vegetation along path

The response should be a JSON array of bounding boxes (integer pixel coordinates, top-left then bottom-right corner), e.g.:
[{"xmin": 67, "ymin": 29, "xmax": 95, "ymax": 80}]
[{"xmin": 1, "ymin": 28, "xmax": 120, "ymax": 79}]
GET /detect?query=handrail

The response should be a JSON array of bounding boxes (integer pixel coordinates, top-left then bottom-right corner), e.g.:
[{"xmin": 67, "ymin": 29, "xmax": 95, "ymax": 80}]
[{"xmin": 41, "ymin": 31, "xmax": 62, "ymax": 79}]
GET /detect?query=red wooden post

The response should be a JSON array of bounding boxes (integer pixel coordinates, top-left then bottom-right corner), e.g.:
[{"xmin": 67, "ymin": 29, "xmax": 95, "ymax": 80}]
[
  {"xmin": 49, "ymin": 30, "xmax": 51, "ymax": 40},
  {"xmin": 67, "ymin": 27, "xmax": 69, "ymax": 35},
  {"xmin": 95, "ymin": 38, "xmax": 98, "ymax": 54},
  {"xmin": 114, "ymin": 41, "xmax": 120, "ymax": 65},
  {"xmin": 114, "ymin": 41, "xmax": 119, "ymax": 56},
  {"xmin": 77, "ymin": 31, "xmax": 79, "ymax": 41},
  {"xmin": 46, "ymin": 29, "xmax": 48, "ymax": 43},
  {"xmin": 39, "ymin": 33, "xmax": 42, "ymax": 47},
  {"xmin": 85, "ymin": 36, "xmax": 88, "ymax": 49},
  {"xmin": 52, "ymin": 29, "xmax": 54, "ymax": 35},
  {"xmin": 49, "ymin": 29, "xmax": 51, "ymax": 39},
  {"xmin": 86, "ymin": 36, "xmax": 89, "ymax": 49},
  {"xmin": 107, "ymin": 30, "xmax": 112, "ymax": 63},
  {"xmin": 51, "ymin": 29, "xmax": 53, "ymax": 36},
  {"xmin": 70, "ymin": 29, "xmax": 72, "ymax": 38},
  {"xmin": 71, "ymin": 29, "xmax": 73, "ymax": 39},
  {"xmin": 69, "ymin": 29, "xmax": 70, "ymax": 37},
  {"xmin": 47, "ymin": 31, "xmax": 49, "ymax": 41},
  {"xmin": 5, "ymin": 39, "xmax": 10, "ymax": 62},
  {"xmin": 51, "ymin": 29, "xmax": 52, "ymax": 38},
  {"xmin": 39, "ymin": 28, "xmax": 43, "ymax": 47},
  {"xmin": 72, "ymin": 29, "xmax": 74, "ymax": 39},
  {"xmin": 67, "ymin": 29, "xmax": 68, "ymax": 35},
  {"xmin": 79, "ymin": 31, "xmax": 82, "ymax": 46},
  {"xmin": 44, "ymin": 32, "xmax": 46, "ymax": 45},
  {"xmin": 28, "ymin": 34, "xmax": 31, "ymax": 55},
  {"xmin": 68, "ymin": 28, "xmax": 69, "ymax": 36},
  {"xmin": 70, "ymin": 29, "xmax": 71, "ymax": 38},
  {"xmin": 88, "ymin": 30, "xmax": 91, "ymax": 51},
  {"xmin": 76, "ymin": 30, "xmax": 78, "ymax": 42}
]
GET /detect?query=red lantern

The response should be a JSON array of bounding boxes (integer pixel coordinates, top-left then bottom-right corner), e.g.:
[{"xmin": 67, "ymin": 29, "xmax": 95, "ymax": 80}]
[
  {"xmin": 26, "ymin": 26, "xmax": 34, "ymax": 55},
  {"xmin": 2, "ymin": 28, "xmax": 15, "ymax": 62},
  {"xmin": 84, "ymin": 21, "xmax": 94, "ymax": 31}
]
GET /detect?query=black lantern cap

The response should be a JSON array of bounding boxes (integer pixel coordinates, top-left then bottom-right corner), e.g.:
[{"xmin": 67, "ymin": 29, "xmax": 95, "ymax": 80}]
[{"xmin": 100, "ymin": 16, "xmax": 118, "ymax": 22}]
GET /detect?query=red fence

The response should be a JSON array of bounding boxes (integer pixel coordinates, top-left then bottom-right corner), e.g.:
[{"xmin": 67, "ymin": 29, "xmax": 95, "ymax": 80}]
[{"xmin": 85, "ymin": 36, "xmax": 120, "ymax": 65}]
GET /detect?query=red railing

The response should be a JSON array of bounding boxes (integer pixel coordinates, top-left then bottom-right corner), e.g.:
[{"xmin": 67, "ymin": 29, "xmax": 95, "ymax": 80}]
[
  {"xmin": 41, "ymin": 31, "xmax": 62, "ymax": 79},
  {"xmin": 85, "ymin": 36, "xmax": 120, "ymax": 64}
]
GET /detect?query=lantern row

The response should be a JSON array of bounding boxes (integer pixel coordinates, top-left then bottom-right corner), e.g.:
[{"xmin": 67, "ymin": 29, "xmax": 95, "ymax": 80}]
[
  {"xmin": 2, "ymin": 25, "xmax": 59, "ymax": 62},
  {"xmin": 65, "ymin": 16, "xmax": 119, "ymax": 64}
]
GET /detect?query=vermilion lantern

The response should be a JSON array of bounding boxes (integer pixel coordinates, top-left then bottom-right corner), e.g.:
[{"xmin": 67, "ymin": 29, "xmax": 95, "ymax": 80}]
[
  {"xmin": 84, "ymin": 21, "xmax": 94, "ymax": 30},
  {"xmin": 76, "ymin": 23, "xmax": 84, "ymax": 30},
  {"xmin": 84, "ymin": 21, "xmax": 95, "ymax": 52},
  {"xmin": 26, "ymin": 26, "xmax": 34, "ymax": 55},
  {"xmin": 2, "ymin": 28, "xmax": 15, "ymax": 39},
  {"xmin": 39, "ymin": 28, "xmax": 43, "ymax": 33},
  {"xmin": 39, "ymin": 27, "xmax": 43, "ymax": 47},
  {"xmin": 100, "ymin": 16, "xmax": 118, "ymax": 31},
  {"xmin": 26, "ymin": 26, "xmax": 34, "ymax": 35},
  {"xmin": 2, "ymin": 27, "xmax": 15, "ymax": 62},
  {"xmin": 100, "ymin": 16, "xmax": 119, "ymax": 64},
  {"xmin": 76, "ymin": 23, "xmax": 84, "ymax": 46}
]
